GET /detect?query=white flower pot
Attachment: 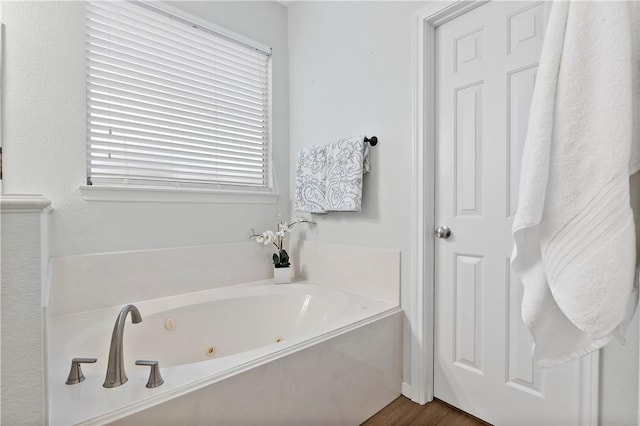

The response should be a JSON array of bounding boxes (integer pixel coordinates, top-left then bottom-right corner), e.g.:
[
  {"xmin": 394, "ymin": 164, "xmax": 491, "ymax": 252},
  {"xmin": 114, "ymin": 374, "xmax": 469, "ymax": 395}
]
[{"xmin": 273, "ymin": 266, "xmax": 291, "ymax": 284}]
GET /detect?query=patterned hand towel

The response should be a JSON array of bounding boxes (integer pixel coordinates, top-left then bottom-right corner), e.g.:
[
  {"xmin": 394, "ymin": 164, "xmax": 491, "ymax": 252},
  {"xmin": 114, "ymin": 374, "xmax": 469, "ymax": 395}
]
[
  {"xmin": 325, "ymin": 135, "xmax": 370, "ymax": 211},
  {"xmin": 294, "ymin": 145, "xmax": 328, "ymax": 213}
]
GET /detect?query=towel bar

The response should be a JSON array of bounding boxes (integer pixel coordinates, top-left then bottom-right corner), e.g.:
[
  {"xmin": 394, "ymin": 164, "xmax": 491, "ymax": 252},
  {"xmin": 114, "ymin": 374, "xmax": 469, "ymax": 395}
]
[{"xmin": 364, "ymin": 136, "xmax": 378, "ymax": 146}]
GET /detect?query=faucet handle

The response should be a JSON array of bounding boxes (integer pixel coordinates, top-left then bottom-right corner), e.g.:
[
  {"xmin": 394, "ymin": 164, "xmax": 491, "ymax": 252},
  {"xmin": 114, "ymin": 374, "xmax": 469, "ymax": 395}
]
[
  {"xmin": 66, "ymin": 358, "xmax": 97, "ymax": 385},
  {"xmin": 135, "ymin": 360, "xmax": 164, "ymax": 388}
]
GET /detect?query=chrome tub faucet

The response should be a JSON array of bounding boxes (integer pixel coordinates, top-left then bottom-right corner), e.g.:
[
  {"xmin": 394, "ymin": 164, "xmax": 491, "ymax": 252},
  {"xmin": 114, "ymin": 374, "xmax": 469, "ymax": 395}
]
[{"xmin": 103, "ymin": 304, "xmax": 142, "ymax": 388}]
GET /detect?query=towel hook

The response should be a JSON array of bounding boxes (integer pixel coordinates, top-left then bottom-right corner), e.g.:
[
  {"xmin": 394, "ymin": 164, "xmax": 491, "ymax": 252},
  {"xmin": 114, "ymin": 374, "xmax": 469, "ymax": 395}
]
[{"xmin": 364, "ymin": 136, "xmax": 378, "ymax": 146}]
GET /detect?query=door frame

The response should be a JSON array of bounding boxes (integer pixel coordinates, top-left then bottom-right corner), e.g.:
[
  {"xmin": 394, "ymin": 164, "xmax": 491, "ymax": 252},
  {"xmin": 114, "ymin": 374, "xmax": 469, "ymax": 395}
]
[{"xmin": 408, "ymin": 2, "xmax": 599, "ymax": 424}]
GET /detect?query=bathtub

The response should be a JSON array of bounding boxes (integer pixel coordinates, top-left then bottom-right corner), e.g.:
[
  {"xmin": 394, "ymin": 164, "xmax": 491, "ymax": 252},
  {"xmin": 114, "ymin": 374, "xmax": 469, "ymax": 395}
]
[{"xmin": 47, "ymin": 281, "xmax": 402, "ymax": 425}]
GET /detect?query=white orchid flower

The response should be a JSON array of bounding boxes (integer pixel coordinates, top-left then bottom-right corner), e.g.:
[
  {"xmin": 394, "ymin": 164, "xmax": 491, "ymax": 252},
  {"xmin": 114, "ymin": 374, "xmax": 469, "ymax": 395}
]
[
  {"xmin": 250, "ymin": 215, "xmax": 313, "ymax": 251},
  {"xmin": 263, "ymin": 230, "xmax": 276, "ymax": 245}
]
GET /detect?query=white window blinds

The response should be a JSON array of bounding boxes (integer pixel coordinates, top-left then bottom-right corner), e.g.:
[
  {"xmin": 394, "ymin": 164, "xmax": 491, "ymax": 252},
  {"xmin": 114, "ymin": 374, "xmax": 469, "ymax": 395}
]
[{"xmin": 85, "ymin": 1, "xmax": 272, "ymax": 190}]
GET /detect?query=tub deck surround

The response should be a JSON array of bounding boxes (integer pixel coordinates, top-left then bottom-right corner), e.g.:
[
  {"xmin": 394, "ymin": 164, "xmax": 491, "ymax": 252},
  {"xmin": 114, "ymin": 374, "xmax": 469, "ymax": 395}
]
[
  {"xmin": 46, "ymin": 241, "xmax": 402, "ymax": 317},
  {"xmin": 47, "ymin": 242, "xmax": 276, "ymax": 317},
  {"xmin": 289, "ymin": 239, "xmax": 401, "ymax": 305},
  {"xmin": 48, "ymin": 281, "xmax": 402, "ymax": 425},
  {"xmin": 46, "ymin": 242, "xmax": 402, "ymax": 424},
  {"xmin": 113, "ymin": 310, "xmax": 403, "ymax": 426}
]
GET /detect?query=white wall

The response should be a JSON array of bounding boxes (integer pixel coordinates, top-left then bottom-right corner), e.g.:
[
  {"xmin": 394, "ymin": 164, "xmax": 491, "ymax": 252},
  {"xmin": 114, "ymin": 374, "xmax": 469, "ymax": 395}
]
[
  {"xmin": 288, "ymin": 1, "xmax": 640, "ymax": 423},
  {"xmin": 287, "ymin": 0, "xmax": 426, "ymax": 390},
  {"xmin": 0, "ymin": 202, "xmax": 50, "ymax": 425},
  {"xmin": 599, "ymin": 144, "xmax": 640, "ymax": 423},
  {"xmin": 2, "ymin": 1, "xmax": 289, "ymax": 258},
  {"xmin": 1, "ymin": 2, "xmax": 288, "ymax": 424},
  {"xmin": 3, "ymin": 0, "xmax": 638, "ymax": 423},
  {"xmin": 600, "ymin": 2, "xmax": 640, "ymax": 421}
]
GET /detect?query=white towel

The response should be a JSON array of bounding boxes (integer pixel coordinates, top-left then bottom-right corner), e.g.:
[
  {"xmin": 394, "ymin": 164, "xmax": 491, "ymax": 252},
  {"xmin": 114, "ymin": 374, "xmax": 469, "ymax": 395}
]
[
  {"xmin": 325, "ymin": 135, "xmax": 370, "ymax": 211},
  {"xmin": 511, "ymin": 1, "xmax": 640, "ymax": 368},
  {"xmin": 294, "ymin": 145, "xmax": 328, "ymax": 213}
]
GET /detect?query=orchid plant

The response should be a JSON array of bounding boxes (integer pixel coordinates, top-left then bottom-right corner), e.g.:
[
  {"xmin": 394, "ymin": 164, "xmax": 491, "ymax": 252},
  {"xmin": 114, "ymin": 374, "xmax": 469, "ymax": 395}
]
[{"xmin": 247, "ymin": 216, "xmax": 314, "ymax": 268}]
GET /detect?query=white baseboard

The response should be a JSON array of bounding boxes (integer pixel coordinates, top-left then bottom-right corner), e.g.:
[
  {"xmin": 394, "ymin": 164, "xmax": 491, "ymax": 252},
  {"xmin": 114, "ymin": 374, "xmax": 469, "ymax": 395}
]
[{"xmin": 401, "ymin": 382, "xmax": 412, "ymax": 400}]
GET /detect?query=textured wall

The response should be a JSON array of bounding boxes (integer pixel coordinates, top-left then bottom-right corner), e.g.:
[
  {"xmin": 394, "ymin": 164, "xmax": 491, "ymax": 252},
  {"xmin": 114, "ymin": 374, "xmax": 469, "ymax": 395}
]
[
  {"xmin": 1, "ymin": 208, "xmax": 47, "ymax": 424},
  {"xmin": 0, "ymin": 1, "xmax": 289, "ymax": 423},
  {"xmin": 600, "ymin": 1, "xmax": 640, "ymax": 421},
  {"xmin": 287, "ymin": 1, "xmax": 425, "ymax": 389},
  {"xmin": 2, "ymin": 1, "xmax": 290, "ymax": 258},
  {"xmin": 288, "ymin": 1, "xmax": 640, "ymax": 422},
  {"xmin": 599, "ymin": 171, "xmax": 640, "ymax": 424},
  {"xmin": 2, "ymin": 1, "xmax": 638, "ymax": 423}
]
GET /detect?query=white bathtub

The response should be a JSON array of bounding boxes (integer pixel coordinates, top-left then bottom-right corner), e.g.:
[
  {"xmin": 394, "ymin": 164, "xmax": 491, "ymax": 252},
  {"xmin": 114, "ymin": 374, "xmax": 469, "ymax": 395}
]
[{"xmin": 47, "ymin": 281, "xmax": 402, "ymax": 425}]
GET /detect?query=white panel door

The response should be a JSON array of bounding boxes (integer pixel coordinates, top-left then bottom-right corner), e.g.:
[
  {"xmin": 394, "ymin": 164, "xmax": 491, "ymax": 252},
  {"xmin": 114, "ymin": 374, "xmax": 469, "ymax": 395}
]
[{"xmin": 434, "ymin": 2, "xmax": 586, "ymax": 425}]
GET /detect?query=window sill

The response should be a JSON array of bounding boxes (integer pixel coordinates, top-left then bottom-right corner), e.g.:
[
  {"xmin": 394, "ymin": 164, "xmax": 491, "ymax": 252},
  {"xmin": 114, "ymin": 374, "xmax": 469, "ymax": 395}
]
[{"xmin": 78, "ymin": 185, "xmax": 279, "ymax": 204}]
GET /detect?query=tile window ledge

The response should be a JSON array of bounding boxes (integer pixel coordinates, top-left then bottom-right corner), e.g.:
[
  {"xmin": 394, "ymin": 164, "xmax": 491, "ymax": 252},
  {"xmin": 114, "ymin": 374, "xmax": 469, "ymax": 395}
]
[{"xmin": 79, "ymin": 185, "xmax": 279, "ymax": 204}]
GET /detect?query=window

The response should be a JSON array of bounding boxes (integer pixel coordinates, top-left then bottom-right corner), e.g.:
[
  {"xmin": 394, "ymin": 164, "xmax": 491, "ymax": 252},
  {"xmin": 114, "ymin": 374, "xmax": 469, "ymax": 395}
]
[{"xmin": 85, "ymin": 1, "xmax": 272, "ymax": 193}]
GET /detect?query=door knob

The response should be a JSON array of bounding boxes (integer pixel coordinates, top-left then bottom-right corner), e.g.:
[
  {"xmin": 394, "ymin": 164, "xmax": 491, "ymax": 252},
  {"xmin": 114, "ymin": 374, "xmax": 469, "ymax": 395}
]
[{"xmin": 435, "ymin": 226, "xmax": 452, "ymax": 239}]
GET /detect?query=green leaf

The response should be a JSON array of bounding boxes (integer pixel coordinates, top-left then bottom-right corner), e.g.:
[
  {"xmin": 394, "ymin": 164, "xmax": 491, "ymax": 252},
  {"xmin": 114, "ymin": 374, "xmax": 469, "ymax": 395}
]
[
  {"xmin": 280, "ymin": 249, "xmax": 289, "ymax": 264},
  {"xmin": 272, "ymin": 253, "xmax": 279, "ymax": 266}
]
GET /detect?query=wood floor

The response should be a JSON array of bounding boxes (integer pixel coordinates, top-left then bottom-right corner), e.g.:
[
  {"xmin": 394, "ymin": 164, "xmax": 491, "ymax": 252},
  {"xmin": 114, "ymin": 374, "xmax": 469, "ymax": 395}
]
[{"xmin": 362, "ymin": 396, "xmax": 490, "ymax": 426}]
